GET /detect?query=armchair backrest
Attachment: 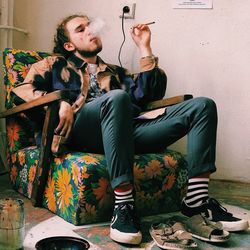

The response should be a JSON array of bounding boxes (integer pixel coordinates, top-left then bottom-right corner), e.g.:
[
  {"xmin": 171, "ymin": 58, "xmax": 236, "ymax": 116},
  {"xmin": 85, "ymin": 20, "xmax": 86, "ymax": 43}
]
[
  {"xmin": 2, "ymin": 48, "xmax": 49, "ymax": 155},
  {"xmin": 3, "ymin": 48, "xmax": 49, "ymax": 109}
]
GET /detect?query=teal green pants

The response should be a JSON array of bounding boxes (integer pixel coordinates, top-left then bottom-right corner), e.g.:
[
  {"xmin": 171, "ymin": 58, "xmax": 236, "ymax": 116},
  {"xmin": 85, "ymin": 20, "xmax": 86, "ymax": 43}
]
[{"xmin": 71, "ymin": 89, "xmax": 217, "ymax": 188}]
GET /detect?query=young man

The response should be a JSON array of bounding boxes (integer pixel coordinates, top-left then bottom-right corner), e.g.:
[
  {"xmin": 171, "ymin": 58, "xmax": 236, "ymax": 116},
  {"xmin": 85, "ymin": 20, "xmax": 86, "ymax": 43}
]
[{"xmin": 13, "ymin": 14, "xmax": 248, "ymax": 245}]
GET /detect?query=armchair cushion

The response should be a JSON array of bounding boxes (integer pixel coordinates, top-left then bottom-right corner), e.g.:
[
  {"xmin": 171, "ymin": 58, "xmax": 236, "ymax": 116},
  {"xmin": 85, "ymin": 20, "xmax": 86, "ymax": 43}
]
[{"xmin": 10, "ymin": 146, "xmax": 188, "ymax": 225}]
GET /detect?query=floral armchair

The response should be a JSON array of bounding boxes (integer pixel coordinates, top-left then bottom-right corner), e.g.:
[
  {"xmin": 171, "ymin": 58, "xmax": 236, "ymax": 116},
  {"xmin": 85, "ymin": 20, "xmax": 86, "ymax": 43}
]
[{"xmin": 0, "ymin": 48, "xmax": 191, "ymax": 225}]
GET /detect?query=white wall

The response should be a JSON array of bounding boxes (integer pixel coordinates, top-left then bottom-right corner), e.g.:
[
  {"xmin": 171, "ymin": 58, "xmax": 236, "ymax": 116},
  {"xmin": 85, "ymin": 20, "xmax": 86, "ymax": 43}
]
[{"xmin": 11, "ymin": 0, "xmax": 250, "ymax": 183}]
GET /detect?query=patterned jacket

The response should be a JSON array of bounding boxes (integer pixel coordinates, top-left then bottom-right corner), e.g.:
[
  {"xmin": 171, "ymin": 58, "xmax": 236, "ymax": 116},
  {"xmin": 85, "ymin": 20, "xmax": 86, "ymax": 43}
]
[{"xmin": 12, "ymin": 53, "xmax": 167, "ymax": 116}]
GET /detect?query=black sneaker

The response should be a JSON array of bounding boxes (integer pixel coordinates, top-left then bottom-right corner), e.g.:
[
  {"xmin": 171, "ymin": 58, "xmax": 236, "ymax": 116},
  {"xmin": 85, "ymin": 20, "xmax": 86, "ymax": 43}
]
[
  {"xmin": 181, "ymin": 198, "xmax": 249, "ymax": 232},
  {"xmin": 110, "ymin": 203, "xmax": 142, "ymax": 245}
]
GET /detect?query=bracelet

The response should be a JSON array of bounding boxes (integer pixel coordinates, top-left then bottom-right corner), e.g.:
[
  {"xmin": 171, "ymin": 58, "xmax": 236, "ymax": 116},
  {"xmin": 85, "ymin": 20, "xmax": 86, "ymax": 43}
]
[{"xmin": 141, "ymin": 55, "xmax": 155, "ymax": 59}]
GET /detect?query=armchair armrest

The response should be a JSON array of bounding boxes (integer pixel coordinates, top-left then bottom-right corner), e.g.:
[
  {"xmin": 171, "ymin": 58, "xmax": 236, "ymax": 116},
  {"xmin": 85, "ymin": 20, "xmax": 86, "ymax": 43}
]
[
  {"xmin": 0, "ymin": 89, "xmax": 70, "ymax": 207},
  {"xmin": 145, "ymin": 94, "xmax": 193, "ymax": 111},
  {"xmin": 0, "ymin": 90, "xmax": 70, "ymax": 118}
]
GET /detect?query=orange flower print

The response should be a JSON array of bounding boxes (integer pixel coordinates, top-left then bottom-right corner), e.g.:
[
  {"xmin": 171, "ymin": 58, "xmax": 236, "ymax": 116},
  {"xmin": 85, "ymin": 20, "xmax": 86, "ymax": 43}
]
[
  {"xmin": 79, "ymin": 203, "xmax": 97, "ymax": 224},
  {"xmin": 56, "ymin": 169, "xmax": 73, "ymax": 210},
  {"xmin": 19, "ymin": 64, "xmax": 31, "ymax": 79},
  {"xmin": 11, "ymin": 49, "xmax": 22, "ymax": 55},
  {"xmin": 78, "ymin": 184, "xmax": 86, "ymax": 200},
  {"xmin": 80, "ymin": 155, "xmax": 99, "ymax": 165},
  {"xmin": 82, "ymin": 166, "xmax": 90, "ymax": 179},
  {"xmin": 18, "ymin": 151, "xmax": 26, "ymax": 166},
  {"xmin": 7, "ymin": 68, "xmax": 18, "ymax": 85},
  {"xmin": 54, "ymin": 157, "xmax": 63, "ymax": 165},
  {"xmin": 164, "ymin": 155, "xmax": 177, "ymax": 168},
  {"xmin": 133, "ymin": 163, "xmax": 144, "ymax": 181},
  {"xmin": 85, "ymin": 203, "xmax": 97, "ymax": 219},
  {"xmin": 6, "ymin": 85, "xmax": 12, "ymax": 102},
  {"xmin": 145, "ymin": 160, "xmax": 163, "ymax": 178},
  {"xmin": 11, "ymin": 153, "xmax": 17, "ymax": 163},
  {"xmin": 45, "ymin": 177, "xmax": 56, "ymax": 212},
  {"xmin": 162, "ymin": 173, "xmax": 176, "ymax": 191},
  {"xmin": 7, "ymin": 121, "xmax": 20, "ymax": 149},
  {"xmin": 10, "ymin": 166, "xmax": 18, "ymax": 183},
  {"xmin": 5, "ymin": 53, "xmax": 15, "ymax": 69},
  {"xmin": 71, "ymin": 162, "xmax": 80, "ymax": 185},
  {"xmin": 93, "ymin": 177, "xmax": 113, "ymax": 207},
  {"xmin": 29, "ymin": 165, "xmax": 36, "ymax": 183},
  {"xmin": 30, "ymin": 51, "xmax": 41, "ymax": 57}
]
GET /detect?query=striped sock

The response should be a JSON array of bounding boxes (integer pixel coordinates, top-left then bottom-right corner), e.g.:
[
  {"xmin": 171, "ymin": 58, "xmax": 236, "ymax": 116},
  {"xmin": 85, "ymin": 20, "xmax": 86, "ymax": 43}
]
[
  {"xmin": 184, "ymin": 178, "xmax": 209, "ymax": 207},
  {"xmin": 114, "ymin": 183, "xmax": 134, "ymax": 208}
]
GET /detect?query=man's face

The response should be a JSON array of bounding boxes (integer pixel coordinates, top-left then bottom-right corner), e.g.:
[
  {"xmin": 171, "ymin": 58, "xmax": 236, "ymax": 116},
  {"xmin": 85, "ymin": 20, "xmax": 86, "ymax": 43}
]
[{"xmin": 65, "ymin": 16, "xmax": 102, "ymax": 57}]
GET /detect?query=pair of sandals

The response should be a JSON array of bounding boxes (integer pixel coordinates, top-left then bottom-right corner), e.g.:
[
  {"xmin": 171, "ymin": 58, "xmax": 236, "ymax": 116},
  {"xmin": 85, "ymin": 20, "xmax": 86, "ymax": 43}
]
[{"xmin": 149, "ymin": 215, "xmax": 230, "ymax": 249}]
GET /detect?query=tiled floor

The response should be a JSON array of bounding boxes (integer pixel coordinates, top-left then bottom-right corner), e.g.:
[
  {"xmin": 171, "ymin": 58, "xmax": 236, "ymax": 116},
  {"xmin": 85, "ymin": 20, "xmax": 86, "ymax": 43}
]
[{"xmin": 1, "ymin": 173, "xmax": 250, "ymax": 250}]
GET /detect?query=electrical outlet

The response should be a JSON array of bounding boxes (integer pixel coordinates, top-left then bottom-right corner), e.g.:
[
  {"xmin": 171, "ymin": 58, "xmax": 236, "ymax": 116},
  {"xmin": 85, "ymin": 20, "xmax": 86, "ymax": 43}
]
[{"xmin": 119, "ymin": 3, "xmax": 136, "ymax": 19}]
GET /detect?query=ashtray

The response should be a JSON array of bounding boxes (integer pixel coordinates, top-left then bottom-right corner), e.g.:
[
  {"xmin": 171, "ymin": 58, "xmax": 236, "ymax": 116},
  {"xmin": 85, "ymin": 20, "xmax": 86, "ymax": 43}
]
[{"xmin": 35, "ymin": 236, "xmax": 90, "ymax": 250}]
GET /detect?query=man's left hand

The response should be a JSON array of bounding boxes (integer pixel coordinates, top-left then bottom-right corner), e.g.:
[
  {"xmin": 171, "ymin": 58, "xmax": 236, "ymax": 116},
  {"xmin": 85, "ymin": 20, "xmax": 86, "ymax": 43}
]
[{"xmin": 130, "ymin": 23, "xmax": 152, "ymax": 57}]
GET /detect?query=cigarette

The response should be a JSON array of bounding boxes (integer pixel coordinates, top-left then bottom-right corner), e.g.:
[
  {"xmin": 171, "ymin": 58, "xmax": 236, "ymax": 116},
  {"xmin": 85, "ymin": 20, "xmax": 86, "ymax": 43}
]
[
  {"xmin": 144, "ymin": 21, "xmax": 155, "ymax": 26},
  {"xmin": 130, "ymin": 21, "xmax": 155, "ymax": 30}
]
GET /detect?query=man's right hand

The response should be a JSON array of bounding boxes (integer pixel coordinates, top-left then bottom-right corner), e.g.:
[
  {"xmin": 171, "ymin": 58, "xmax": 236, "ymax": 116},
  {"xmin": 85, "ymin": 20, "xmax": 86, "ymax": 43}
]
[{"xmin": 55, "ymin": 100, "xmax": 74, "ymax": 138}]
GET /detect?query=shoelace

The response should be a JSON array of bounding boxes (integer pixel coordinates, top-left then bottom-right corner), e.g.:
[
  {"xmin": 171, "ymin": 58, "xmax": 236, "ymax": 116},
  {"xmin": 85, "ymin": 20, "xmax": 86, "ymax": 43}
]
[
  {"xmin": 117, "ymin": 203, "xmax": 139, "ymax": 226},
  {"xmin": 209, "ymin": 198, "xmax": 233, "ymax": 216}
]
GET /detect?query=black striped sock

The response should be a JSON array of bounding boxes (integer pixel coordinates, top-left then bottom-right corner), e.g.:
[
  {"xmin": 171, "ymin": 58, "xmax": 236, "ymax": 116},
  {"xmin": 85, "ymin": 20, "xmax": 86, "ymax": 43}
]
[{"xmin": 184, "ymin": 178, "xmax": 209, "ymax": 207}]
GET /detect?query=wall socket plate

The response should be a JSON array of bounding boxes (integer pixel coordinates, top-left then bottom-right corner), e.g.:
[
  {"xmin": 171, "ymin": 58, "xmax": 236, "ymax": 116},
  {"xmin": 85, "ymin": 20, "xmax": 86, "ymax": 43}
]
[{"xmin": 119, "ymin": 3, "xmax": 136, "ymax": 19}]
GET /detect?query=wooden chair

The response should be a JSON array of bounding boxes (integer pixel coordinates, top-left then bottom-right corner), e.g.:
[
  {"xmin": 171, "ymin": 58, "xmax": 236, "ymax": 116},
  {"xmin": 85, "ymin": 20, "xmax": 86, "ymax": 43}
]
[{"xmin": 0, "ymin": 48, "xmax": 192, "ymax": 225}]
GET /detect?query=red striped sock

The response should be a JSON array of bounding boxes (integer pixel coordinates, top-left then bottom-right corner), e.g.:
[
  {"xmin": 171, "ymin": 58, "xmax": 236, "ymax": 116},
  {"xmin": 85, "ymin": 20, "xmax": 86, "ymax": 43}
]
[{"xmin": 114, "ymin": 183, "xmax": 134, "ymax": 208}]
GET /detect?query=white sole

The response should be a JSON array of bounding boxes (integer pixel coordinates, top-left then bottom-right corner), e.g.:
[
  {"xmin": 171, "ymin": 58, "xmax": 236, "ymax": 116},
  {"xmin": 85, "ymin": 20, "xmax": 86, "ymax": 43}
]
[
  {"xmin": 222, "ymin": 219, "xmax": 249, "ymax": 232},
  {"xmin": 110, "ymin": 228, "xmax": 142, "ymax": 245}
]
